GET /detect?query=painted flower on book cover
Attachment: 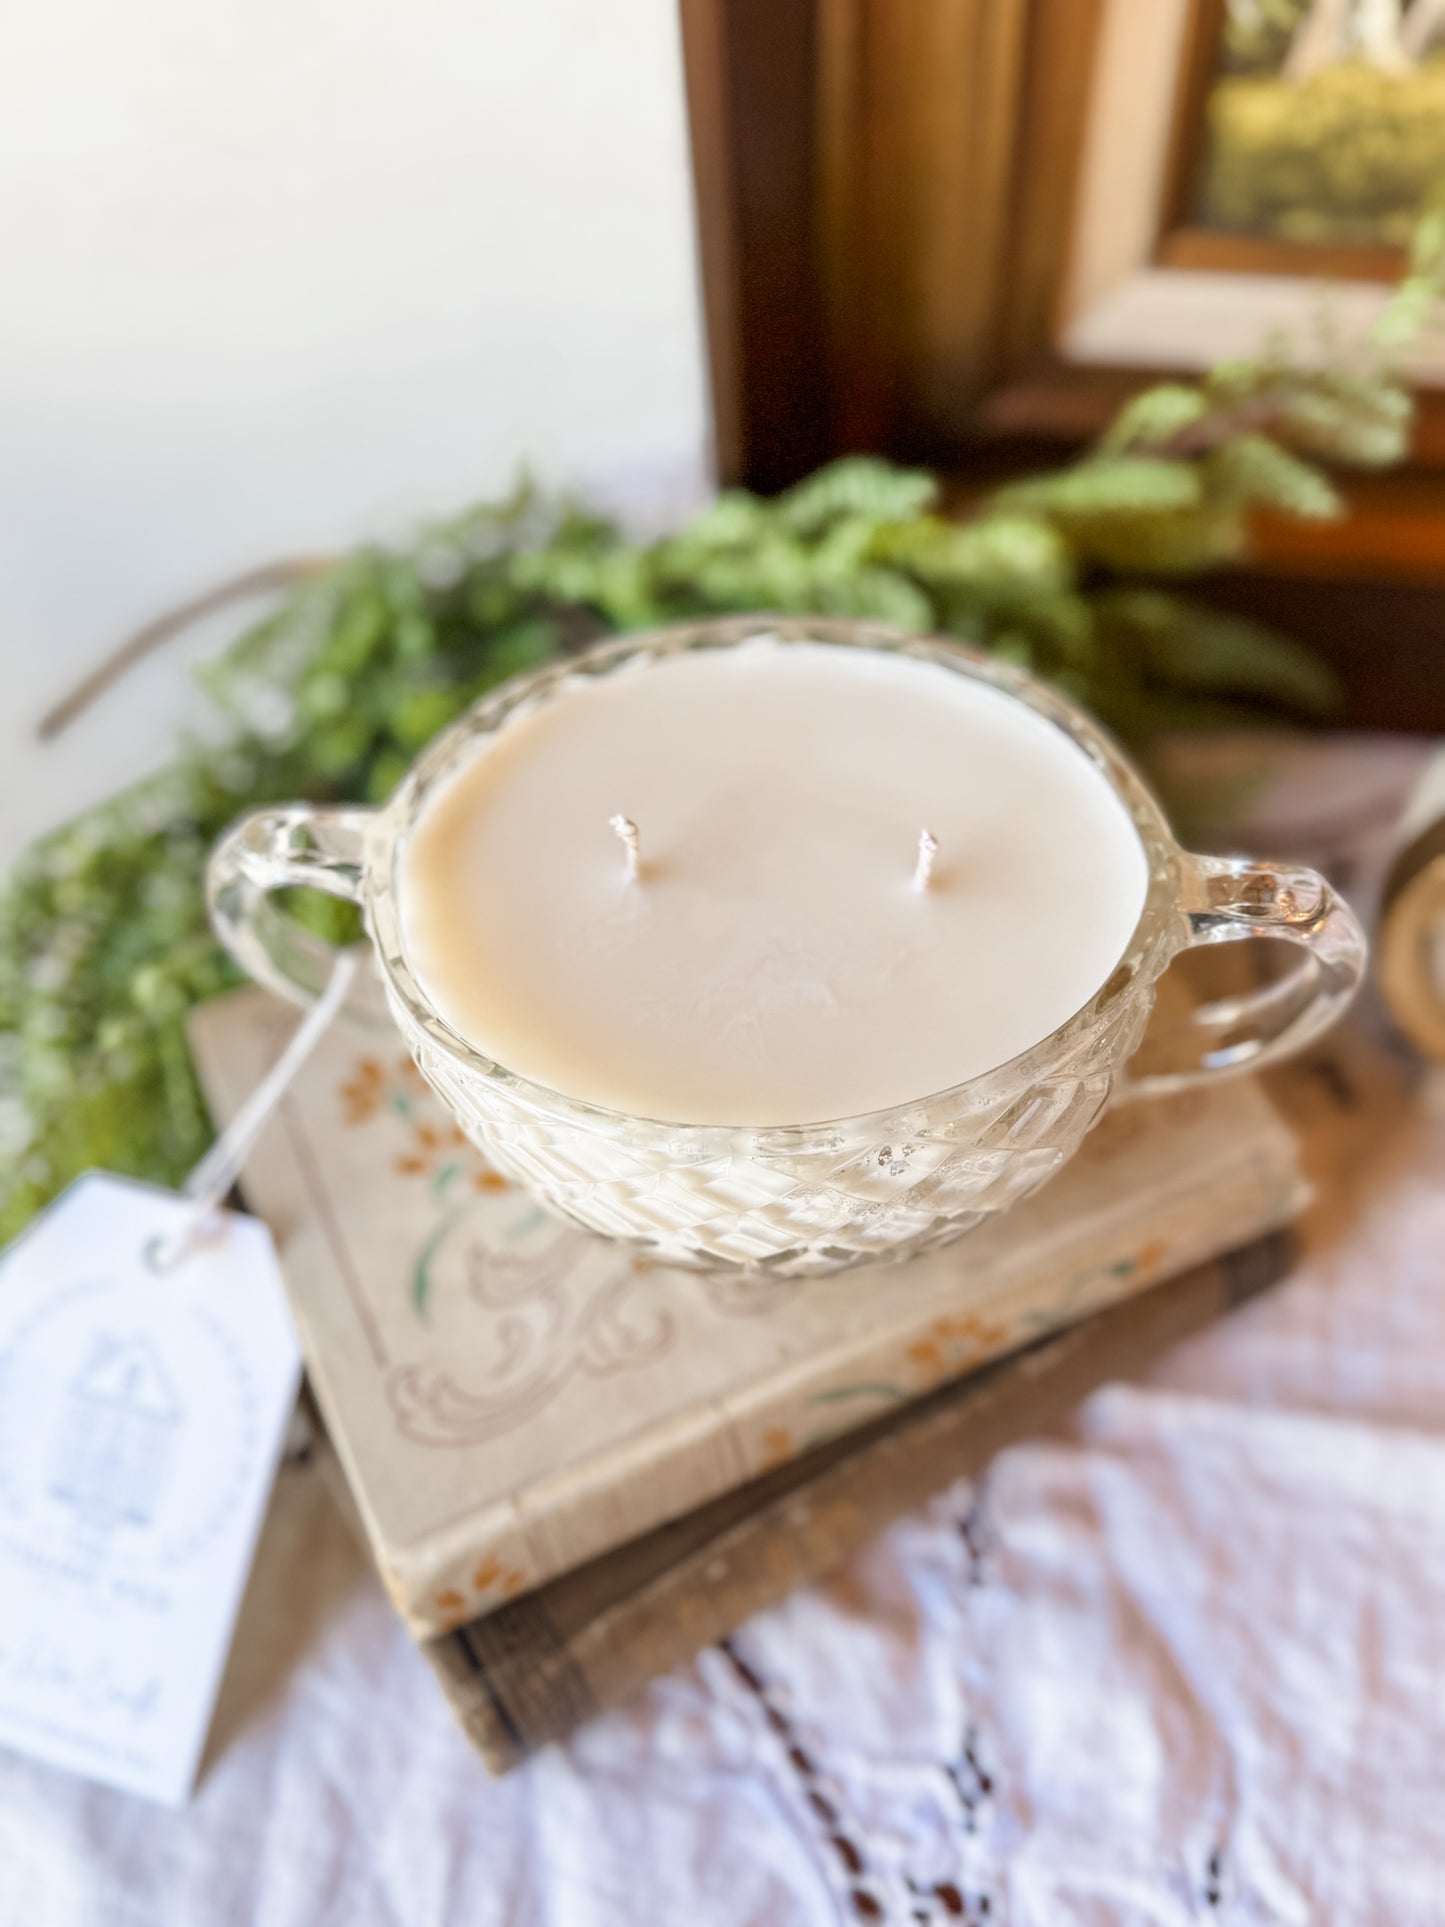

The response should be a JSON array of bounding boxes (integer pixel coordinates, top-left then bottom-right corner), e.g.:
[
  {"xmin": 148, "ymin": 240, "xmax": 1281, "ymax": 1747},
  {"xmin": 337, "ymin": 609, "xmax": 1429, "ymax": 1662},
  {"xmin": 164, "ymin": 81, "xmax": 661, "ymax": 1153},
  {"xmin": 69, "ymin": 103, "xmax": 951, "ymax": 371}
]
[{"xmin": 335, "ymin": 1053, "xmax": 679, "ymax": 1448}]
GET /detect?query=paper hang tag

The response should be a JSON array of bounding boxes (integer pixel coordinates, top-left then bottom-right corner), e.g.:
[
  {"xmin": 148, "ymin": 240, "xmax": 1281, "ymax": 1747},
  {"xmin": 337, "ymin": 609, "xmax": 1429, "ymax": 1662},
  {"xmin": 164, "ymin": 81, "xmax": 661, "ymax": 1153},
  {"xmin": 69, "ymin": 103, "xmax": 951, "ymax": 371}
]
[{"xmin": 0, "ymin": 1172, "xmax": 301, "ymax": 1806}]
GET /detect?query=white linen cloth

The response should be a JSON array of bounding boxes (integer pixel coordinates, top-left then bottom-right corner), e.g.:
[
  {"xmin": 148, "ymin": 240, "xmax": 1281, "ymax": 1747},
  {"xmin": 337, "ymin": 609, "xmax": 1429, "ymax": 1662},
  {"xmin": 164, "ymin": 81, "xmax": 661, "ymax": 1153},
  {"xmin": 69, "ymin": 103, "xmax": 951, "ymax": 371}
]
[{"xmin": 3, "ymin": 737, "xmax": 1444, "ymax": 1927}]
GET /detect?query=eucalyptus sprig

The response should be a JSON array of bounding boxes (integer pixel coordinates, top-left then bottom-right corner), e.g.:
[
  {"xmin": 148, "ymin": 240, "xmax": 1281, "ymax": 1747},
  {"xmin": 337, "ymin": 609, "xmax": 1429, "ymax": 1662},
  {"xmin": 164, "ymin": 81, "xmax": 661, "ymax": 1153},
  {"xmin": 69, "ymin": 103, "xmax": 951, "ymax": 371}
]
[
  {"xmin": 3, "ymin": 227, "xmax": 1441, "ymax": 1243},
  {"xmin": 996, "ymin": 188, "xmax": 1445, "ymax": 578}
]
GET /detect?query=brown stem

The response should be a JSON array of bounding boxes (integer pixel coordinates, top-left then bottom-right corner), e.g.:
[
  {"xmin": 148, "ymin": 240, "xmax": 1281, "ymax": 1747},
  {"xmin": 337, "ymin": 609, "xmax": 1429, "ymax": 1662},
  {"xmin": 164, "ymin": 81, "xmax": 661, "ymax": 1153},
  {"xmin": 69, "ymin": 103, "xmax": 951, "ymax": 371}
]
[
  {"xmin": 36, "ymin": 554, "xmax": 336, "ymax": 742},
  {"xmin": 1145, "ymin": 389, "xmax": 1295, "ymax": 460}
]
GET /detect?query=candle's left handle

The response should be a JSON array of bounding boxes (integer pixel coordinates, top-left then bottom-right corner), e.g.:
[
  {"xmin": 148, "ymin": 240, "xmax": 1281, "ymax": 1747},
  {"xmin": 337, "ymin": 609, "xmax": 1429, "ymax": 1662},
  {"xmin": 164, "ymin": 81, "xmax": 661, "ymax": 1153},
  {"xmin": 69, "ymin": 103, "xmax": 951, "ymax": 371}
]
[{"xmin": 207, "ymin": 803, "xmax": 375, "ymax": 1006}]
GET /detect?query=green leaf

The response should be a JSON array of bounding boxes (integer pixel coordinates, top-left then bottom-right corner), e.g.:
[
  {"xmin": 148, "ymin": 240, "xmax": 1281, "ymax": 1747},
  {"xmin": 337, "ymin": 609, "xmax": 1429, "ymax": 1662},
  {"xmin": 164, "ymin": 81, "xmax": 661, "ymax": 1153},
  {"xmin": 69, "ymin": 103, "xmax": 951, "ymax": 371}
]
[
  {"xmin": 1374, "ymin": 193, "xmax": 1445, "ymax": 350},
  {"xmin": 656, "ymin": 489, "xmax": 776, "ymax": 561},
  {"xmin": 1070, "ymin": 505, "xmax": 1248, "ymax": 575},
  {"xmin": 1278, "ymin": 377, "xmax": 1414, "ymax": 468},
  {"xmin": 1205, "ymin": 435, "xmax": 1342, "ymax": 518},
  {"xmin": 1203, "ymin": 357, "xmax": 1277, "ymax": 407},
  {"xmin": 995, "ymin": 457, "xmax": 1203, "ymax": 518},
  {"xmin": 1099, "ymin": 383, "xmax": 1209, "ymax": 453},
  {"xmin": 1097, "ymin": 591, "xmax": 1341, "ymax": 715},
  {"xmin": 817, "ymin": 567, "xmax": 934, "ymax": 629},
  {"xmin": 323, "ymin": 581, "xmax": 391, "ymax": 672},
  {"xmin": 391, "ymin": 687, "xmax": 463, "ymax": 750},
  {"xmin": 876, "ymin": 514, "xmax": 1075, "ymax": 601},
  {"xmin": 775, "ymin": 456, "xmax": 938, "ymax": 536}
]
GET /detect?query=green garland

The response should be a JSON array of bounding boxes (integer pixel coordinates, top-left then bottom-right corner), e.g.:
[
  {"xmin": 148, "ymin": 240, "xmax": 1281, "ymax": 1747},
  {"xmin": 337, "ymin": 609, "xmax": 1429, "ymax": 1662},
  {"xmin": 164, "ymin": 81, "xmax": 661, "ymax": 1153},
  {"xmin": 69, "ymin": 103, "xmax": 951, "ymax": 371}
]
[{"xmin": 4, "ymin": 212, "xmax": 1443, "ymax": 1244}]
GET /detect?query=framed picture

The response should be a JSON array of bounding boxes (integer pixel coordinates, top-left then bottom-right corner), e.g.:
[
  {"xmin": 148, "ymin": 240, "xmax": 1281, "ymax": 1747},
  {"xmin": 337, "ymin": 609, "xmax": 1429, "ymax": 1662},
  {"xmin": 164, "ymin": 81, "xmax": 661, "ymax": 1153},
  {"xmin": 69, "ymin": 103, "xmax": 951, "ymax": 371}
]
[
  {"xmin": 1169, "ymin": 0, "xmax": 1445, "ymax": 263},
  {"xmin": 1063, "ymin": 0, "xmax": 1445, "ymax": 377}
]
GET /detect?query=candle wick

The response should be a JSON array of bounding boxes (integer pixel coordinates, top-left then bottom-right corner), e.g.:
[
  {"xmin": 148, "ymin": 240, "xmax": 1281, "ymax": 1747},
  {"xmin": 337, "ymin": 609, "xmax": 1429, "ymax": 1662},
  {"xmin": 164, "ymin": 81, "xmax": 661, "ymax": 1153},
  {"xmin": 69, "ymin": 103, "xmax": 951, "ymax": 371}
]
[
  {"xmin": 610, "ymin": 813, "xmax": 642, "ymax": 882},
  {"xmin": 912, "ymin": 828, "xmax": 939, "ymax": 892}
]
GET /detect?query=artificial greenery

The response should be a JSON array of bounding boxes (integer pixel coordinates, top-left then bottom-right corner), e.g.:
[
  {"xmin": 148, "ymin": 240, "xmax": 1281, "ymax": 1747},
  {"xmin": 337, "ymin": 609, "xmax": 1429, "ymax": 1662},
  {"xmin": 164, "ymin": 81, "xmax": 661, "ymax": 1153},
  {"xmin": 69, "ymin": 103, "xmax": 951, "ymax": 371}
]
[{"xmin": 3, "ymin": 214, "xmax": 1443, "ymax": 1243}]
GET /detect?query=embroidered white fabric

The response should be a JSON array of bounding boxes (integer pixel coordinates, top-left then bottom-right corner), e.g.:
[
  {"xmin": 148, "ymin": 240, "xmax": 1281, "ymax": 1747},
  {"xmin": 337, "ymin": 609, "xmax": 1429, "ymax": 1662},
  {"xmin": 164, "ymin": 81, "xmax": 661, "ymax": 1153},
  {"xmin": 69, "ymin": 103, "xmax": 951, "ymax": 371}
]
[{"xmin": 4, "ymin": 737, "xmax": 1443, "ymax": 1927}]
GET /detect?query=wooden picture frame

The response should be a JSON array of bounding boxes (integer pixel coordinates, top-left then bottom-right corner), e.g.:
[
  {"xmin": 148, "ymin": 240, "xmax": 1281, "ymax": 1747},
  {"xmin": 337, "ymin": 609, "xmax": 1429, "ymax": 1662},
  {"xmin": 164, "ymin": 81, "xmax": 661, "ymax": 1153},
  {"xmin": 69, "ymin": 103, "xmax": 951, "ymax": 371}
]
[{"xmin": 1057, "ymin": 0, "xmax": 1445, "ymax": 383}]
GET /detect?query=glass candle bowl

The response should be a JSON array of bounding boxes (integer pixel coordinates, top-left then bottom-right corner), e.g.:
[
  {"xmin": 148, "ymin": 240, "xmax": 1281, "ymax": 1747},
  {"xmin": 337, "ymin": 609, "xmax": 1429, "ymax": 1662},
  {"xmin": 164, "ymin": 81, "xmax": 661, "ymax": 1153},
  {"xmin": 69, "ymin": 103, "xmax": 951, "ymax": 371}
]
[{"xmin": 208, "ymin": 617, "xmax": 1366, "ymax": 1277}]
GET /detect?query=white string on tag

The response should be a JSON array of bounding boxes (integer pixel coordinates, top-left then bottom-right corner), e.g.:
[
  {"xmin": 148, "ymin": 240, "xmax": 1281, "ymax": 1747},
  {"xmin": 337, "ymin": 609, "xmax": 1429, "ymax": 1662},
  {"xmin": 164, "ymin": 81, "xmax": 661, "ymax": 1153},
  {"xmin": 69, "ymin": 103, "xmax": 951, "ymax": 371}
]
[{"xmin": 150, "ymin": 951, "xmax": 360, "ymax": 1271}]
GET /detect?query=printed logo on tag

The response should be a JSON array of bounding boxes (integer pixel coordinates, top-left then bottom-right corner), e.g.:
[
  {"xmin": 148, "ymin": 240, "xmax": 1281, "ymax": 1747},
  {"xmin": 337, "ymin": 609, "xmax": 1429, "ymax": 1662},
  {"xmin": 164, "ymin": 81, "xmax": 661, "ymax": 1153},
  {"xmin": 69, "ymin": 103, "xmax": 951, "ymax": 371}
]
[{"xmin": 0, "ymin": 1173, "xmax": 300, "ymax": 1805}]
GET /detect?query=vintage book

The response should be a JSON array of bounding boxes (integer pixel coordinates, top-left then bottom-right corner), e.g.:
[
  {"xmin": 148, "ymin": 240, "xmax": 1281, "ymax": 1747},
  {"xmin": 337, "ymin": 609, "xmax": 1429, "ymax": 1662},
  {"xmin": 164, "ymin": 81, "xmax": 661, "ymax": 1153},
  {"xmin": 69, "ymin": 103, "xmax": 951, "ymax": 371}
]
[
  {"xmin": 189, "ymin": 964, "xmax": 1305, "ymax": 1640},
  {"xmin": 410, "ymin": 1232, "xmax": 1292, "ymax": 1772}
]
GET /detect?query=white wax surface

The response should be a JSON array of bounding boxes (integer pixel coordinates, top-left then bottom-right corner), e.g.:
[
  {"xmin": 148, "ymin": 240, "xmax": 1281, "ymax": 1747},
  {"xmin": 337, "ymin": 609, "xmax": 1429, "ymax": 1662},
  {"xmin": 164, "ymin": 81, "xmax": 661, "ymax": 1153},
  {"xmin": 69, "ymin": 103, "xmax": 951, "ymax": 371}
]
[{"xmin": 398, "ymin": 642, "xmax": 1149, "ymax": 1124}]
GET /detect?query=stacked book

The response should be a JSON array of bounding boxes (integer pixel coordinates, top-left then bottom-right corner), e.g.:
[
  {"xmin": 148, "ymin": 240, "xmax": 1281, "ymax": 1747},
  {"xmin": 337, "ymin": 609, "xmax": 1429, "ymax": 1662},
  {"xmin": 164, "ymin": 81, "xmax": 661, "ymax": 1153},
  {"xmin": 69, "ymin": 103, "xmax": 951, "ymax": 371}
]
[{"xmin": 190, "ymin": 963, "xmax": 1305, "ymax": 1772}]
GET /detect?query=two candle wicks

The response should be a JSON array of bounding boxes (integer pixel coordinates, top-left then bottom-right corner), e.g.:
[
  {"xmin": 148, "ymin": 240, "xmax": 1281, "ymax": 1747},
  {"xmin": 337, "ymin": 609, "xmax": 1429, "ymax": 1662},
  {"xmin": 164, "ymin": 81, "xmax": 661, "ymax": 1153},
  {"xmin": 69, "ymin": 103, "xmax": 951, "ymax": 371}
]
[{"xmin": 612, "ymin": 816, "xmax": 941, "ymax": 891}]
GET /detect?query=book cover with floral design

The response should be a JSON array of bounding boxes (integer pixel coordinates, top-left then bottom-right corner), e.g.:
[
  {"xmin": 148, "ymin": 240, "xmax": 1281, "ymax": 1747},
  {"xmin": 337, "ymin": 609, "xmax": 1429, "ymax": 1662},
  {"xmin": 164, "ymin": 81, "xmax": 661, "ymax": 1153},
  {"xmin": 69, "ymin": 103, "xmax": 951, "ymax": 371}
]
[{"xmin": 189, "ymin": 966, "xmax": 1304, "ymax": 1636}]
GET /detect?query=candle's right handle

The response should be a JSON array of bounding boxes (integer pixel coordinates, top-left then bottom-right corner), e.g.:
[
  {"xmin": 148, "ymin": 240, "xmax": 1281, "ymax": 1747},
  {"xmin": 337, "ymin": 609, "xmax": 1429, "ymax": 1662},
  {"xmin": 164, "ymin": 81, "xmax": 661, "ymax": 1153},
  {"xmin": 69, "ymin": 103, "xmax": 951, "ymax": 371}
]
[{"xmin": 1116, "ymin": 853, "xmax": 1368, "ymax": 1101}]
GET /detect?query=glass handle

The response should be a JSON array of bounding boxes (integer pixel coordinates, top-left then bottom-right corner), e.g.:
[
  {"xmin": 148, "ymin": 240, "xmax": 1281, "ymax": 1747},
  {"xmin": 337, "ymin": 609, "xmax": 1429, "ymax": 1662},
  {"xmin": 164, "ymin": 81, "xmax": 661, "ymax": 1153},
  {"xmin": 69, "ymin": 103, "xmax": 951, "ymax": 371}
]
[
  {"xmin": 1118, "ymin": 853, "xmax": 1367, "ymax": 1100},
  {"xmin": 207, "ymin": 804, "xmax": 375, "ymax": 1006}
]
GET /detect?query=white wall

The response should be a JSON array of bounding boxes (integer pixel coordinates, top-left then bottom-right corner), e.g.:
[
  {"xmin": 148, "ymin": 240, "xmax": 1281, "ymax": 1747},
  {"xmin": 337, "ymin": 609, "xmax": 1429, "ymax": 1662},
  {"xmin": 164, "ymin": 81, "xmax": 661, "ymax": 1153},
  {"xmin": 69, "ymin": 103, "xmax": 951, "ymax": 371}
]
[{"xmin": 0, "ymin": 0, "xmax": 709, "ymax": 865}]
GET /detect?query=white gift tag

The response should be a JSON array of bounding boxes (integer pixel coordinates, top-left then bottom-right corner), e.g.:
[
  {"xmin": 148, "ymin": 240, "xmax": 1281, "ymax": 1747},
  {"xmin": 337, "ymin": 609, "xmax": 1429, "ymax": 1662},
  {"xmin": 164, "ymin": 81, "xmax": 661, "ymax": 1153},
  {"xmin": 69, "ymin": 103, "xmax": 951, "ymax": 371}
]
[{"xmin": 0, "ymin": 1172, "xmax": 301, "ymax": 1806}]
